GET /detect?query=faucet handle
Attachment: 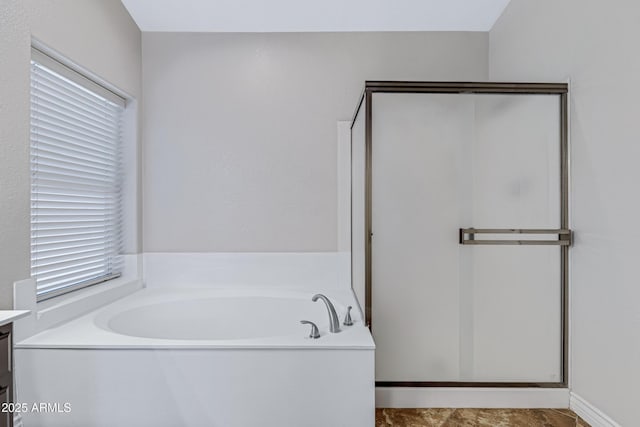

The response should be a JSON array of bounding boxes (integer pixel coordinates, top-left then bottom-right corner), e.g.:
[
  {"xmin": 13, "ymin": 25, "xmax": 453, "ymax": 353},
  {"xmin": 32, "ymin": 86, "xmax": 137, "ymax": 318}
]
[
  {"xmin": 300, "ymin": 320, "xmax": 320, "ymax": 339},
  {"xmin": 343, "ymin": 306, "xmax": 354, "ymax": 326}
]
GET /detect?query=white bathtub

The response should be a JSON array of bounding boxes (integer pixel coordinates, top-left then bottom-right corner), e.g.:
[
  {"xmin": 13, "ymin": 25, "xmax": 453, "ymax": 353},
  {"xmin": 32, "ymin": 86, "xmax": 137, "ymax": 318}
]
[
  {"xmin": 105, "ymin": 293, "xmax": 332, "ymax": 341},
  {"xmin": 15, "ymin": 287, "xmax": 375, "ymax": 427}
]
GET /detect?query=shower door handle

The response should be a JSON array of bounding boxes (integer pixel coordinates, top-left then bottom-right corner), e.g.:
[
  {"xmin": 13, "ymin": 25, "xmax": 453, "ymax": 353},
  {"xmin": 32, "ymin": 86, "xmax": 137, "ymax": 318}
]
[{"xmin": 459, "ymin": 228, "xmax": 572, "ymax": 246}]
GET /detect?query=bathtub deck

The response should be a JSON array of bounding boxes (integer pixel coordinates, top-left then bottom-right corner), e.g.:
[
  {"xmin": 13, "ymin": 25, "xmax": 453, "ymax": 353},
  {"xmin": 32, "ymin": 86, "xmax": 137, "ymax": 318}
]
[{"xmin": 15, "ymin": 287, "xmax": 374, "ymax": 350}]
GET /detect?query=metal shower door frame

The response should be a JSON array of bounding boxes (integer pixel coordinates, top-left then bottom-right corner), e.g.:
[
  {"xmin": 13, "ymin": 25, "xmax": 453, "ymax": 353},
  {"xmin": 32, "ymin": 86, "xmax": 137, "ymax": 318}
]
[{"xmin": 350, "ymin": 81, "xmax": 570, "ymax": 388}]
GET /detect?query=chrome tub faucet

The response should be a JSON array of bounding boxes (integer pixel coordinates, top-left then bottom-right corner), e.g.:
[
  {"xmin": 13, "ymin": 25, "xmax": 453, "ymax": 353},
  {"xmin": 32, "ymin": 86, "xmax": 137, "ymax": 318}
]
[{"xmin": 311, "ymin": 294, "xmax": 341, "ymax": 333}]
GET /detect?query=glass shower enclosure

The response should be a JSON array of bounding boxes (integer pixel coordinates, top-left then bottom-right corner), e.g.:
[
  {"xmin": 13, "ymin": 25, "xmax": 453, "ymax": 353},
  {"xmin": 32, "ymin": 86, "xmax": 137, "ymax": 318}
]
[{"xmin": 351, "ymin": 82, "xmax": 570, "ymax": 387}]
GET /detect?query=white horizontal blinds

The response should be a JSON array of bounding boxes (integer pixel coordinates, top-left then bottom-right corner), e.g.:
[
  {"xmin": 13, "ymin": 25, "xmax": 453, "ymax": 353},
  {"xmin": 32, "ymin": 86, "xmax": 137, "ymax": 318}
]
[{"xmin": 30, "ymin": 51, "xmax": 125, "ymax": 301}]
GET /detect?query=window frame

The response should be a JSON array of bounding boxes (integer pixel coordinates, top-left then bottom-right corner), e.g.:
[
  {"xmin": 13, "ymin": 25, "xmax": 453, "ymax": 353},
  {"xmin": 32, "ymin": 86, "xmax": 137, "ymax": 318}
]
[{"xmin": 30, "ymin": 47, "xmax": 127, "ymax": 302}]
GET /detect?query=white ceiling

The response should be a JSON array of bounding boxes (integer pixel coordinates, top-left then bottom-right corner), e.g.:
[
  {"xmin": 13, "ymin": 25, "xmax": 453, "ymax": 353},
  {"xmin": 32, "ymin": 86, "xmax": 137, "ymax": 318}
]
[{"xmin": 121, "ymin": 0, "xmax": 511, "ymax": 32}]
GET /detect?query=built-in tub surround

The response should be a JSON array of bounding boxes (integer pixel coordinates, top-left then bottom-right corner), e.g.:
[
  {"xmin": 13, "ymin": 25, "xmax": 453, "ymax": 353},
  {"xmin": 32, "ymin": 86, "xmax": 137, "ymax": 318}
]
[
  {"xmin": 17, "ymin": 287, "xmax": 372, "ymax": 349},
  {"xmin": 14, "ymin": 253, "xmax": 374, "ymax": 427}
]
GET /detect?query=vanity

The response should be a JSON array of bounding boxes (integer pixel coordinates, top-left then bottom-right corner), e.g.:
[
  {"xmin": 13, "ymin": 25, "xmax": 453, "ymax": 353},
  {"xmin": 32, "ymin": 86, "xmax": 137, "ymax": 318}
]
[{"xmin": 0, "ymin": 312, "xmax": 30, "ymax": 427}]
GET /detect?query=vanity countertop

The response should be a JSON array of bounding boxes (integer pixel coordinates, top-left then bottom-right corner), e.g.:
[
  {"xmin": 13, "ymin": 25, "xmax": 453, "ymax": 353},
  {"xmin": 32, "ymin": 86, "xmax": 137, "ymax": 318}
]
[{"xmin": 0, "ymin": 310, "xmax": 30, "ymax": 327}]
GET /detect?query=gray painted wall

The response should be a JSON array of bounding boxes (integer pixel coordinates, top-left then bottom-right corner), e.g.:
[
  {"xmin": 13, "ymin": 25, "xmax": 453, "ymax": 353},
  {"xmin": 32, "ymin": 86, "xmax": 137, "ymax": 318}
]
[
  {"xmin": 0, "ymin": 0, "xmax": 141, "ymax": 308},
  {"xmin": 490, "ymin": 2, "xmax": 640, "ymax": 425},
  {"xmin": 142, "ymin": 32, "xmax": 488, "ymax": 252}
]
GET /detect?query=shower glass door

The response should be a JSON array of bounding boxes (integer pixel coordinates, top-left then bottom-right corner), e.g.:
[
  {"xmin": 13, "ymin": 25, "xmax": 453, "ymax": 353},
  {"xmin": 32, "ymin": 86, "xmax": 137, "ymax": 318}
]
[{"xmin": 351, "ymin": 83, "xmax": 569, "ymax": 386}]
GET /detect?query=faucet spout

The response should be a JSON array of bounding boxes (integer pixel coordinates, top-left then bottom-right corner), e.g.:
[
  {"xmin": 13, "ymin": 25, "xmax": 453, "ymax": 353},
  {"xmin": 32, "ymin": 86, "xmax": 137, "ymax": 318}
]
[{"xmin": 312, "ymin": 294, "xmax": 341, "ymax": 333}]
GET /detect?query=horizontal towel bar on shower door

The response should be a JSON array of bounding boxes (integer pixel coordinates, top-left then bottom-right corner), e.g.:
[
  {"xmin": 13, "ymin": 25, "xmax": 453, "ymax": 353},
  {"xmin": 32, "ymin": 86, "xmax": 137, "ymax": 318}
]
[{"xmin": 459, "ymin": 228, "xmax": 572, "ymax": 246}]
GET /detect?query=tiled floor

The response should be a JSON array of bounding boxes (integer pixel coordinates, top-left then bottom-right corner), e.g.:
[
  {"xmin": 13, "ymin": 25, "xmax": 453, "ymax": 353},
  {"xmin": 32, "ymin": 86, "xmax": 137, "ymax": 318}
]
[{"xmin": 375, "ymin": 408, "xmax": 590, "ymax": 427}]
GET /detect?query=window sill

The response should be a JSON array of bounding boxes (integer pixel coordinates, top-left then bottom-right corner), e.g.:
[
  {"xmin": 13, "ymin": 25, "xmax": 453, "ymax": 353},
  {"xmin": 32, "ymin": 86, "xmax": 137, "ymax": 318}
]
[
  {"xmin": 13, "ymin": 255, "xmax": 142, "ymax": 341},
  {"xmin": 36, "ymin": 275, "xmax": 142, "ymax": 323}
]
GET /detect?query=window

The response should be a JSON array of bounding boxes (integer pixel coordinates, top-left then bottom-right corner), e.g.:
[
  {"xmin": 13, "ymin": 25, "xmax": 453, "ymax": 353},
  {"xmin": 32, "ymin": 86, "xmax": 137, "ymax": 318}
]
[{"xmin": 30, "ymin": 48, "xmax": 125, "ymax": 301}]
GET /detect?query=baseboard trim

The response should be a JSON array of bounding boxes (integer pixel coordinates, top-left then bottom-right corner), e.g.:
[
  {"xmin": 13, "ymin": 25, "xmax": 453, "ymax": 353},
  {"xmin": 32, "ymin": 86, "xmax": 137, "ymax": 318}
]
[
  {"xmin": 570, "ymin": 393, "xmax": 621, "ymax": 427},
  {"xmin": 376, "ymin": 387, "xmax": 569, "ymax": 408}
]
